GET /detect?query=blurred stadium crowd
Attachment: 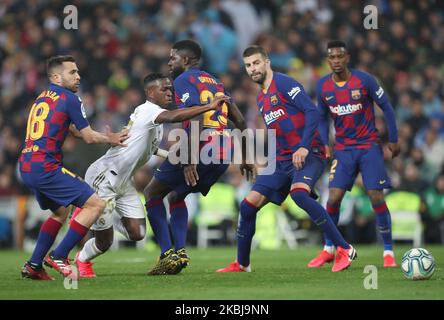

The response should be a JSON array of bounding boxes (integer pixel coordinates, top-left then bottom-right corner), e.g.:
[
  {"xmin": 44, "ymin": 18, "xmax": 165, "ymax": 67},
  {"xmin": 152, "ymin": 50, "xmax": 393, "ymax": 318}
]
[{"xmin": 1, "ymin": 0, "xmax": 444, "ymax": 247}]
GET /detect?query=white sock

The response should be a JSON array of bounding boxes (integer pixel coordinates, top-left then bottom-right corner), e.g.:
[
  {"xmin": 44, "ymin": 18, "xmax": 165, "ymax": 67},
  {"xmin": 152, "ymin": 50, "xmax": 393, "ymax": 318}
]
[
  {"xmin": 383, "ymin": 250, "xmax": 394, "ymax": 257},
  {"xmin": 239, "ymin": 263, "xmax": 251, "ymax": 272},
  {"xmin": 324, "ymin": 245, "xmax": 334, "ymax": 254},
  {"xmin": 78, "ymin": 238, "xmax": 103, "ymax": 262}
]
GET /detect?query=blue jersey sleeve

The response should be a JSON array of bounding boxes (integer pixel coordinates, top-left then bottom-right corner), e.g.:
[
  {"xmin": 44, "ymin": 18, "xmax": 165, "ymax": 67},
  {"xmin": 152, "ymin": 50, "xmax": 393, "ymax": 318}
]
[
  {"xmin": 66, "ymin": 94, "xmax": 89, "ymax": 130},
  {"xmin": 363, "ymin": 73, "xmax": 398, "ymax": 143},
  {"xmin": 174, "ymin": 76, "xmax": 201, "ymax": 109},
  {"xmin": 316, "ymin": 79, "xmax": 330, "ymax": 145},
  {"xmin": 277, "ymin": 74, "xmax": 320, "ymax": 150}
]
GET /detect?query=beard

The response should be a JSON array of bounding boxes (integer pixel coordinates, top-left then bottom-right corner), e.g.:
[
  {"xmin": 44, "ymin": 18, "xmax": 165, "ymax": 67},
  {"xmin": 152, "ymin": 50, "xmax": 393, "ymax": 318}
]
[
  {"xmin": 171, "ymin": 66, "xmax": 185, "ymax": 80},
  {"xmin": 62, "ymin": 79, "xmax": 78, "ymax": 92},
  {"xmin": 251, "ymin": 71, "xmax": 266, "ymax": 85}
]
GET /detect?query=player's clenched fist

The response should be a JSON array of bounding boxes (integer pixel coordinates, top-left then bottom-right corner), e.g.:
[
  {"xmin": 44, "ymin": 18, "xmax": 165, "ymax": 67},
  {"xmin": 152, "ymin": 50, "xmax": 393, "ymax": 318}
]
[
  {"xmin": 292, "ymin": 147, "xmax": 309, "ymax": 170},
  {"xmin": 208, "ymin": 95, "xmax": 230, "ymax": 111}
]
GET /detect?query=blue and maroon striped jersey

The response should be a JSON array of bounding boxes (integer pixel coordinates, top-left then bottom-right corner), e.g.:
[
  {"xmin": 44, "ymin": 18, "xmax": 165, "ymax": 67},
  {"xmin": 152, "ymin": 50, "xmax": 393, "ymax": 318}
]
[
  {"xmin": 257, "ymin": 72, "xmax": 324, "ymax": 161},
  {"xmin": 317, "ymin": 69, "xmax": 398, "ymax": 151},
  {"xmin": 19, "ymin": 83, "xmax": 89, "ymax": 172},
  {"xmin": 174, "ymin": 67, "xmax": 231, "ymax": 160}
]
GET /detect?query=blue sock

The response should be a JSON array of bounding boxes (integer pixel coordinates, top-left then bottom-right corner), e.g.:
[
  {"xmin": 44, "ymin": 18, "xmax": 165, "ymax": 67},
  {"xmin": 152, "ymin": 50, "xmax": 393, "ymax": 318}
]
[
  {"xmin": 53, "ymin": 219, "xmax": 88, "ymax": 258},
  {"xmin": 29, "ymin": 218, "xmax": 62, "ymax": 266},
  {"xmin": 373, "ymin": 202, "xmax": 393, "ymax": 251},
  {"xmin": 324, "ymin": 202, "xmax": 340, "ymax": 247},
  {"xmin": 146, "ymin": 197, "xmax": 172, "ymax": 254},
  {"xmin": 169, "ymin": 199, "xmax": 188, "ymax": 250},
  {"xmin": 291, "ymin": 188, "xmax": 349, "ymax": 249},
  {"xmin": 236, "ymin": 199, "xmax": 259, "ymax": 267}
]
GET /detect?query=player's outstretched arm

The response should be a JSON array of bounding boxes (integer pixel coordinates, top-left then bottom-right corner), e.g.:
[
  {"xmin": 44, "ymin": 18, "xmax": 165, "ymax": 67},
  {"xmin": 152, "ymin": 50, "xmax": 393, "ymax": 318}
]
[
  {"xmin": 79, "ymin": 125, "xmax": 129, "ymax": 147},
  {"xmin": 69, "ymin": 124, "xmax": 82, "ymax": 138},
  {"xmin": 154, "ymin": 95, "xmax": 229, "ymax": 124}
]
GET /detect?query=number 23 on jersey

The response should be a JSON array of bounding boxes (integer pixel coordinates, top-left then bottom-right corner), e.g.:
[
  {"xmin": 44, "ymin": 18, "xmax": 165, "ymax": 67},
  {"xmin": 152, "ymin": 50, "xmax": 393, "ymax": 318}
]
[{"xmin": 199, "ymin": 90, "xmax": 228, "ymax": 128}]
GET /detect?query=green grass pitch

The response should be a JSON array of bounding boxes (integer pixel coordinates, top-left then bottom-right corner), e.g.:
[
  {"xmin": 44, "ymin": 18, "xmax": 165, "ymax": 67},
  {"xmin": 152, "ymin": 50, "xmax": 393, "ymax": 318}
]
[{"xmin": 0, "ymin": 245, "xmax": 443, "ymax": 300}]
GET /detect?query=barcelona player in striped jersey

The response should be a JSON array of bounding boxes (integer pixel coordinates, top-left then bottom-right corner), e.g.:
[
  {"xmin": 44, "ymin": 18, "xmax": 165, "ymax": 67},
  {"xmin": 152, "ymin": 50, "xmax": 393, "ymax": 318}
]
[
  {"xmin": 308, "ymin": 41, "xmax": 400, "ymax": 268},
  {"xmin": 217, "ymin": 45, "xmax": 356, "ymax": 273},
  {"xmin": 144, "ymin": 40, "xmax": 254, "ymax": 275},
  {"xmin": 19, "ymin": 55, "xmax": 129, "ymax": 280}
]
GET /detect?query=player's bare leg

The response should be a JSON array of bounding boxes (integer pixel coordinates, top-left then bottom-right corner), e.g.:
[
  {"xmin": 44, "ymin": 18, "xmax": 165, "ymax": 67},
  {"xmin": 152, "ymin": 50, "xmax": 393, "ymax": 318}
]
[
  {"xmin": 145, "ymin": 178, "xmax": 182, "ymax": 275},
  {"xmin": 308, "ymin": 187, "xmax": 346, "ymax": 267},
  {"xmin": 21, "ymin": 206, "xmax": 70, "ymax": 280},
  {"xmin": 217, "ymin": 191, "xmax": 269, "ymax": 273},
  {"xmin": 75, "ymin": 194, "xmax": 106, "ymax": 228},
  {"xmin": 367, "ymin": 189, "xmax": 396, "ymax": 267},
  {"xmin": 45, "ymin": 194, "xmax": 105, "ymax": 277}
]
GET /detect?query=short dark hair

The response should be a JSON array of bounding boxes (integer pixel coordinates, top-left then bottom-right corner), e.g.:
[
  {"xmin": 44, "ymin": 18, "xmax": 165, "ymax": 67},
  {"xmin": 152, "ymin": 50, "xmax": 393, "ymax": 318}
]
[
  {"xmin": 143, "ymin": 73, "xmax": 168, "ymax": 89},
  {"xmin": 327, "ymin": 40, "xmax": 348, "ymax": 51},
  {"xmin": 172, "ymin": 39, "xmax": 202, "ymax": 61},
  {"xmin": 242, "ymin": 45, "xmax": 268, "ymax": 59},
  {"xmin": 46, "ymin": 55, "xmax": 76, "ymax": 76}
]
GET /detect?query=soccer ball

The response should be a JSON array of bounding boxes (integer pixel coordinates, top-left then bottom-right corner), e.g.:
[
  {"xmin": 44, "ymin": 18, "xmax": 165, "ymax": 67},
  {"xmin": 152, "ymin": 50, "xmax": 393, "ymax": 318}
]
[{"xmin": 401, "ymin": 248, "xmax": 435, "ymax": 280}]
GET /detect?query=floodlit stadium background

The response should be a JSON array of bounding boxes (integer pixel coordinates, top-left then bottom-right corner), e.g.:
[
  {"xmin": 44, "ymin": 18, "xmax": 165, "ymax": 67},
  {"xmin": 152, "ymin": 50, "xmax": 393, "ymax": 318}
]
[{"xmin": 0, "ymin": 0, "xmax": 444, "ymax": 252}]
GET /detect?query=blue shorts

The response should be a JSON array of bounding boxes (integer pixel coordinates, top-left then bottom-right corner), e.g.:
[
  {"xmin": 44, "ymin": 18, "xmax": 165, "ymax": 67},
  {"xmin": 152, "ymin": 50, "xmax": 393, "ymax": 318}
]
[
  {"xmin": 20, "ymin": 167, "xmax": 95, "ymax": 211},
  {"xmin": 328, "ymin": 144, "xmax": 391, "ymax": 191},
  {"xmin": 252, "ymin": 153, "xmax": 326, "ymax": 205},
  {"xmin": 154, "ymin": 159, "xmax": 229, "ymax": 197}
]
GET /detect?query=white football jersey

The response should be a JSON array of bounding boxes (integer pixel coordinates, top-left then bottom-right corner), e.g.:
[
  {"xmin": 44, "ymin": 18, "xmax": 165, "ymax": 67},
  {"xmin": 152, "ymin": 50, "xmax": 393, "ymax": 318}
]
[{"xmin": 89, "ymin": 100, "xmax": 166, "ymax": 190}]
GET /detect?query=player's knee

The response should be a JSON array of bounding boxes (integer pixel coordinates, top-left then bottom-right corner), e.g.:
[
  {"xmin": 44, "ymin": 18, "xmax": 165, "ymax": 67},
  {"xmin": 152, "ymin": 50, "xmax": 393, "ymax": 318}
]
[
  {"xmin": 245, "ymin": 191, "xmax": 267, "ymax": 209},
  {"xmin": 328, "ymin": 191, "xmax": 344, "ymax": 205},
  {"xmin": 128, "ymin": 231, "xmax": 145, "ymax": 241},
  {"xmin": 97, "ymin": 199, "xmax": 106, "ymax": 212},
  {"xmin": 327, "ymin": 199, "xmax": 341, "ymax": 209},
  {"xmin": 87, "ymin": 198, "xmax": 106, "ymax": 220},
  {"xmin": 144, "ymin": 189, "xmax": 157, "ymax": 203},
  {"xmin": 124, "ymin": 220, "xmax": 146, "ymax": 241},
  {"xmin": 95, "ymin": 237, "xmax": 113, "ymax": 252},
  {"xmin": 367, "ymin": 190, "xmax": 384, "ymax": 204}
]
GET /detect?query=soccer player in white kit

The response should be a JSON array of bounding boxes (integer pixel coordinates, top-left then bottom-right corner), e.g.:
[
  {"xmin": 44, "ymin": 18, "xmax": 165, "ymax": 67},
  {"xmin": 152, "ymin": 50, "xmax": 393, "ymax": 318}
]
[{"xmin": 73, "ymin": 73, "xmax": 228, "ymax": 277}]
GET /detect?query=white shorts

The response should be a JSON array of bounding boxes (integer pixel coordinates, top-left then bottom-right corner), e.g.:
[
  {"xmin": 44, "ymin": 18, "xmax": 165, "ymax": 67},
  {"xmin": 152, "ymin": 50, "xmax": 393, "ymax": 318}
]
[{"xmin": 85, "ymin": 165, "xmax": 145, "ymax": 231}]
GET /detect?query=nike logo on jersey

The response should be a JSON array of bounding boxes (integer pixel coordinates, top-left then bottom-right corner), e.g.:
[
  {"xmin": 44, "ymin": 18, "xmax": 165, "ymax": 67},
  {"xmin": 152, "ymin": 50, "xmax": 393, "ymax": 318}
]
[
  {"xmin": 379, "ymin": 180, "xmax": 386, "ymax": 184},
  {"xmin": 303, "ymin": 176, "xmax": 312, "ymax": 180},
  {"xmin": 181, "ymin": 93, "xmax": 190, "ymax": 103},
  {"xmin": 326, "ymin": 96, "xmax": 334, "ymax": 101}
]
